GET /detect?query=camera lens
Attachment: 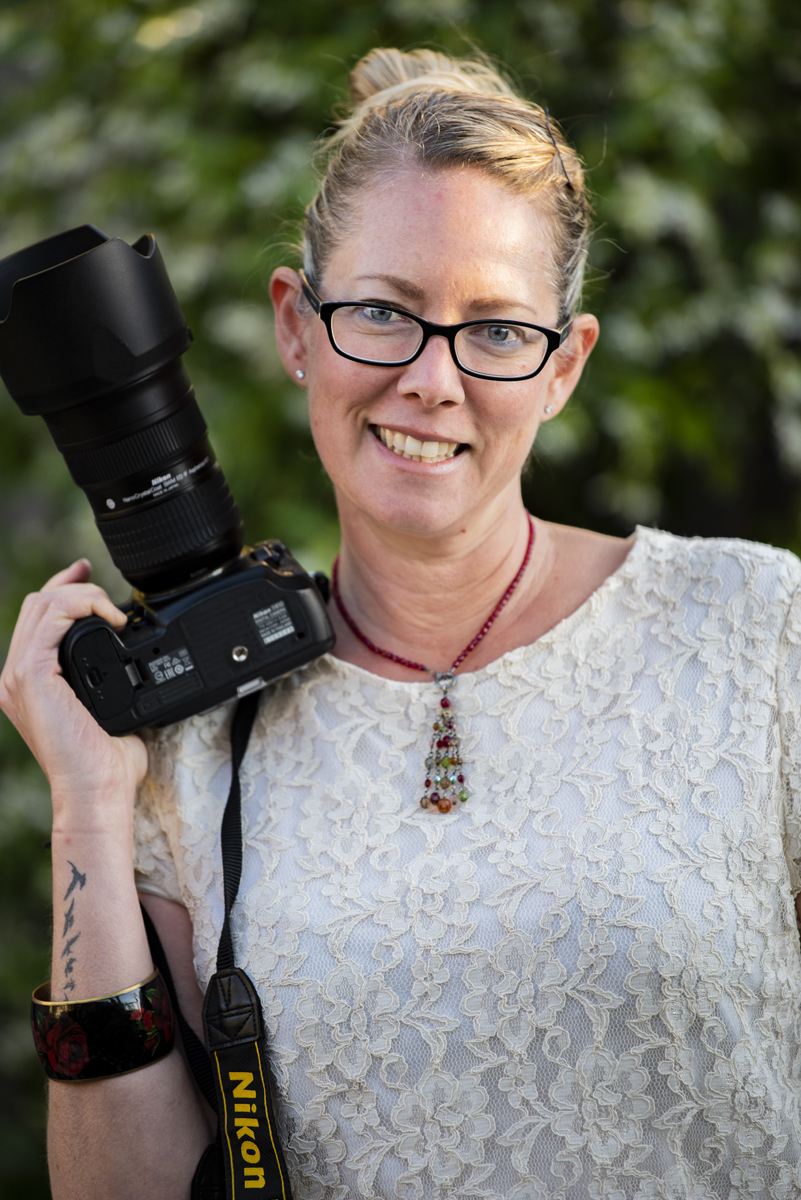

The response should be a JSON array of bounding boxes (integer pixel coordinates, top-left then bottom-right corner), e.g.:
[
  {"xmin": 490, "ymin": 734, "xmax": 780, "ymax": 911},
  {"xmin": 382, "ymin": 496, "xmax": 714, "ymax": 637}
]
[{"xmin": 0, "ymin": 225, "xmax": 242, "ymax": 594}]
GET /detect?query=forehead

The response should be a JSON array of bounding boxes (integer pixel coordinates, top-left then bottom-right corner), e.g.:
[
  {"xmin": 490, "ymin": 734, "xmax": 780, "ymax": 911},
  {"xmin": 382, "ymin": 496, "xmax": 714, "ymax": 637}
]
[{"xmin": 325, "ymin": 166, "xmax": 557, "ymax": 308}]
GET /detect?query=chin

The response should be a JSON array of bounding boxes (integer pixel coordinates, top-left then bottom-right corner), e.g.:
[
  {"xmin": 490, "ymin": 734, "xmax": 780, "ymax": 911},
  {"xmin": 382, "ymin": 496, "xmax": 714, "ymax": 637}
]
[{"xmin": 355, "ymin": 485, "xmax": 476, "ymax": 539}]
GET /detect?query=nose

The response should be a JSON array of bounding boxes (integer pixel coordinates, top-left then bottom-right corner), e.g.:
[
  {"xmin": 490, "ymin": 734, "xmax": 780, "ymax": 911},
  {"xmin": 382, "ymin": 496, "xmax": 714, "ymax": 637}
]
[{"xmin": 396, "ymin": 333, "xmax": 465, "ymax": 407}]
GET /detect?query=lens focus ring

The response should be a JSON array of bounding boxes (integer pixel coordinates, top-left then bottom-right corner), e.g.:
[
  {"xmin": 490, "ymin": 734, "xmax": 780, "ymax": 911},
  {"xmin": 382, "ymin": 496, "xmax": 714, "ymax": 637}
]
[{"xmin": 99, "ymin": 471, "xmax": 241, "ymax": 577}]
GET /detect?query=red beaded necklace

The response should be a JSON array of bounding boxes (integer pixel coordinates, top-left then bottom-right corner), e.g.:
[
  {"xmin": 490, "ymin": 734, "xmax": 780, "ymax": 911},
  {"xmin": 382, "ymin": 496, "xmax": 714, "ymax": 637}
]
[{"xmin": 331, "ymin": 513, "xmax": 535, "ymax": 814}]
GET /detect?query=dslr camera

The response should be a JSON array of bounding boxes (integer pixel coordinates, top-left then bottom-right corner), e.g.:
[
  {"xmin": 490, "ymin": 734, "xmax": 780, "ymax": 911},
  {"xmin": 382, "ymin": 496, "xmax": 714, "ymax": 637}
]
[{"xmin": 0, "ymin": 225, "xmax": 334, "ymax": 735}]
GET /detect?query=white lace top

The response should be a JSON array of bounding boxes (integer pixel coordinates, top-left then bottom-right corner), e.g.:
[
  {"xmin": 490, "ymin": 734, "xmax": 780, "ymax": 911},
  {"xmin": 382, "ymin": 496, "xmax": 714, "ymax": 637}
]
[{"xmin": 134, "ymin": 527, "xmax": 801, "ymax": 1199}]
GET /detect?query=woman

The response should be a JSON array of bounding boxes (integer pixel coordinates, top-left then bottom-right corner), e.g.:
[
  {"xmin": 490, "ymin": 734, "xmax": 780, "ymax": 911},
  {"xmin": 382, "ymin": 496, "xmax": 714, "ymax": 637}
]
[{"xmin": 3, "ymin": 46, "xmax": 801, "ymax": 1200}]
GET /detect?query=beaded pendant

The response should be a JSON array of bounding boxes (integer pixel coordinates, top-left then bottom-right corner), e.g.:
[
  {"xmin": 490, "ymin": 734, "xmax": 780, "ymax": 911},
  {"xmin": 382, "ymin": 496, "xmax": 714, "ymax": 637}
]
[
  {"xmin": 419, "ymin": 672, "xmax": 469, "ymax": 814},
  {"xmin": 331, "ymin": 515, "xmax": 535, "ymax": 818}
]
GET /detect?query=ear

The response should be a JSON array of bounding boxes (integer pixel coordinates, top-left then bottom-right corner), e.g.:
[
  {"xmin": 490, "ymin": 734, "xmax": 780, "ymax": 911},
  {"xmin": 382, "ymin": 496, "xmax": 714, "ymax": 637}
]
[
  {"xmin": 541, "ymin": 313, "xmax": 599, "ymax": 418},
  {"xmin": 269, "ymin": 268, "xmax": 310, "ymax": 383}
]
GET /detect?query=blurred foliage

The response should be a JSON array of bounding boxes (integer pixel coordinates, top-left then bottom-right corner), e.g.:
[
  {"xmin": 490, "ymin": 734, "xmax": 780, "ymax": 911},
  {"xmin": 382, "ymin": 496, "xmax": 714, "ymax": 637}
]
[{"xmin": 0, "ymin": 0, "xmax": 799, "ymax": 1192}]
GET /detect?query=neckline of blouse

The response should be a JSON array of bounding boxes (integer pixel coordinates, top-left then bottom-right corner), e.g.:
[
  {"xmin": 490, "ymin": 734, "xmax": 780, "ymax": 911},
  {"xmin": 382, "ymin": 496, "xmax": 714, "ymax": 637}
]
[{"xmin": 321, "ymin": 524, "xmax": 653, "ymax": 689}]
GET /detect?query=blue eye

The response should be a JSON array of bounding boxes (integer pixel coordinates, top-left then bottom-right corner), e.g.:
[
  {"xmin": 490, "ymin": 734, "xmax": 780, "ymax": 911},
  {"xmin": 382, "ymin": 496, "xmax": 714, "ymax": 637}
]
[
  {"xmin": 464, "ymin": 323, "xmax": 525, "ymax": 351},
  {"xmin": 486, "ymin": 325, "xmax": 516, "ymax": 344},
  {"xmin": 364, "ymin": 307, "xmax": 394, "ymax": 323}
]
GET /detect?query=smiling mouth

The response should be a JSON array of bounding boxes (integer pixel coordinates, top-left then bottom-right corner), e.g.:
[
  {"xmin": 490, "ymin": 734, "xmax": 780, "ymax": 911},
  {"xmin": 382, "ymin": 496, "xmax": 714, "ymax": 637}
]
[{"xmin": 373, "ymin": 425, "xmax": 464, "ymax": 462}]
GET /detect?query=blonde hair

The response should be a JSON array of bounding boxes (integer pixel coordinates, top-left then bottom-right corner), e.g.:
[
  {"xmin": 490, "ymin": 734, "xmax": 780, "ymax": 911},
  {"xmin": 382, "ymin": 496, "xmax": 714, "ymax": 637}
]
[{"xmin": 302, "ymin": 48, "xmax": 590, "ymax": 324}]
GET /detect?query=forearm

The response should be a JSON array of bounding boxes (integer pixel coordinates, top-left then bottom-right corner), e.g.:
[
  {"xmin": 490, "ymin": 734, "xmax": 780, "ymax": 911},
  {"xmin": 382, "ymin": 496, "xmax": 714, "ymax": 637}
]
[
  {"xmin": 0, "ymin": 564, "xmax": 210, "ymax": 1195},
  {"xmin": 48, "ymin": 1053, "xmax": 210, "ymax": 1200},
  {"xmin": 47, "ymin": 804, "xmax": 210, "ymax": 1200}
]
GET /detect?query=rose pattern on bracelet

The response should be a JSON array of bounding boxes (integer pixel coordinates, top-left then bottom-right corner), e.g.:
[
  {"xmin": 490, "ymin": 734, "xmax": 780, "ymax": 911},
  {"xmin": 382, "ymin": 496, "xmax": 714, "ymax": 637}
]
[
  {"xmin": 31, "ymin": 1012, "xmax": 90, "ymax": 1079},
  {"xmin": 130, "ymin": 982, "xmax": 173, "ymax": 1054}
]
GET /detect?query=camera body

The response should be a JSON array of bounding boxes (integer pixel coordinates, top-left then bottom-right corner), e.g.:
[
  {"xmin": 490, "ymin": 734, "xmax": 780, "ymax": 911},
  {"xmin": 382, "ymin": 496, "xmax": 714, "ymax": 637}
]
[{"xmin": 60, "ymin": 540, "xmax": 334, "ymax": 735}]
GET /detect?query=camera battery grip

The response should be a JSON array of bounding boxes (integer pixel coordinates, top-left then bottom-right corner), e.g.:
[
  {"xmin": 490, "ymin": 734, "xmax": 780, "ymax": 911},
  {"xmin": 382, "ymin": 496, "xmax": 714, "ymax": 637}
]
[{"xmin": 58, "ymin": 540, "xmax": 335, "ymax": 735}]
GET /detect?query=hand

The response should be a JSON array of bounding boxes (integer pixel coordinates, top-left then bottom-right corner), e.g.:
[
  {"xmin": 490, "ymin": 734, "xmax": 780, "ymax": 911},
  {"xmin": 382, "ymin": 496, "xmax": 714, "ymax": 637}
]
[{"xmin": 0, "ymin": 559, "xmax": 148, "ymax": 825}]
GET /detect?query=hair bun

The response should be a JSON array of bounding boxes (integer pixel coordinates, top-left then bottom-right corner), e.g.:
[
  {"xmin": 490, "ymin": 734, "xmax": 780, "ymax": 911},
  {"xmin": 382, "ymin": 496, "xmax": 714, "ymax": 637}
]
[
  {"xmin": 348, "ymin": 47, "xmax": 516, "ymax": 108},
  {"xmin": 304, "ymin": 47, "xmax": 590, "ymax": 325}
]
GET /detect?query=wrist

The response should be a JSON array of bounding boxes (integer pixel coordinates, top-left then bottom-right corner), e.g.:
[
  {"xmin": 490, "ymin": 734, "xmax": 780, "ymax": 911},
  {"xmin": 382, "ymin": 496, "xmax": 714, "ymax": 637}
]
[
  {"xmin": 50, "ymin": 779, "xmax": 137, "ymax": 833},
  {"xmin": 51, "ymin": 806, "xmax": 135, "ymax": 843},
  {"xmin": 47, "ymin": 737, "xmax": 147, "ymax": 814}
]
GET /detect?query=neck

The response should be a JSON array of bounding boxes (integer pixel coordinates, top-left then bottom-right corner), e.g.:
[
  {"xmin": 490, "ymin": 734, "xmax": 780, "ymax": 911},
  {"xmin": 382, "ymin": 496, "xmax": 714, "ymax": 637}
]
[{"xmin": 332, "ymin": 491, "xmax": 549, "ymax": 679}]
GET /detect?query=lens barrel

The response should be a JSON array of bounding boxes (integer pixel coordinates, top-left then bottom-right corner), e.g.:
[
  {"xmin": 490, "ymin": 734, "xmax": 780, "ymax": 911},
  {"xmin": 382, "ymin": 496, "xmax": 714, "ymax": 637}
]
[{"xmin": 0, "ymin": 226, "xmax": 242, "ymax": 594}]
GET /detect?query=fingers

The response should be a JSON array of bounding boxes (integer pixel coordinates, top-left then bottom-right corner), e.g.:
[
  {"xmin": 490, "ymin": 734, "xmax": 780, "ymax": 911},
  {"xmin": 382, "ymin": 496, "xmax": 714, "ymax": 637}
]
[
  {"xmin": 10, "ymin": 586, "xmax": 126, "ymax": 665},
  {"xmin": 1, "ymin": 568, "xmax": 128, "ymax": 713},
  {"xmin": 43, "ymin": 558, "xmax": 93, "ymax": 591},
  {"xmin": 40, "ymin": 560, "xmax": 126, "ymax": 623},
  {"xmin": 41, "ymin": 560, "xmax": 126, "ymax": 628},
  {"xmin": 0, "ymin": 562, "xmax": 143, "ymax": 802}
]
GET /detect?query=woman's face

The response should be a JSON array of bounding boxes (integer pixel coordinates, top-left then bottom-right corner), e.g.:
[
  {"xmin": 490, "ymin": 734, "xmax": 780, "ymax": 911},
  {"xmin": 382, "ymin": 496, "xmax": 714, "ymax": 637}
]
[{"xmin": 276, "ymin": 166, "xmax": 597, "ymax": 539}]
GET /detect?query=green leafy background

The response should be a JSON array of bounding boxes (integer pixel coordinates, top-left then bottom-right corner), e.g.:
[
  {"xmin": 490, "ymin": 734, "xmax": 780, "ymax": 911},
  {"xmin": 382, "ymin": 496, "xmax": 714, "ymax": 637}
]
[{"xmin": 0, "ymin": 0, "xmax": 798, "ymax": 1192}]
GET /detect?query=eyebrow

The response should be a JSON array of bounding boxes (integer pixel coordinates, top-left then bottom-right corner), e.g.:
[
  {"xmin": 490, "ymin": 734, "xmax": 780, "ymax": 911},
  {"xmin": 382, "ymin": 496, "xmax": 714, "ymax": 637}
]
[
  {"xmin": 352, "ymin": 274, "xmax": 541, "ymax": 319},
  {"xmin": 354, "ymin": 274, "xmax": 426, "ymax": 302}
]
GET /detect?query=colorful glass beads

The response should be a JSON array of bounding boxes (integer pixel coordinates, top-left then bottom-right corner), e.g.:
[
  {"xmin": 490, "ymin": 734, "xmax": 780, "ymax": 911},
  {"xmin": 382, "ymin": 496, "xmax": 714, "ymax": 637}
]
[{"xmin": 419, "ymin": 673, "xmax": 468, "ymax": 814}]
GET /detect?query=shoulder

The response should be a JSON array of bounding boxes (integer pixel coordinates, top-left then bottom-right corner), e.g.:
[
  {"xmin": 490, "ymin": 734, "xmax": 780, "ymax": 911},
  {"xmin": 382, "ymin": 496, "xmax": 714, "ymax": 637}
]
[
  {"xmin": 631, "ymin": 526, "xmax": 801, "ymax": 605},
  {"xmin": 137, "ymin": 655, "xmax": 346, "ymax": 789},
  {"xmin": 139, "ymin": 701, "xmax": 232, "ymax": 777},
  {"xmin": 616, "ymin": 529, "xmax": 801, "ymax": 669}
]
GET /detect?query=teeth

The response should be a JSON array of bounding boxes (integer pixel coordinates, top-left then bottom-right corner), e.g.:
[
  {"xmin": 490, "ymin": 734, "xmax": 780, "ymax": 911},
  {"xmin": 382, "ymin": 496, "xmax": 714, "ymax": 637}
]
[{"xmin": 377, "ymin": 426, "xmax": 461, "ymax": 462}]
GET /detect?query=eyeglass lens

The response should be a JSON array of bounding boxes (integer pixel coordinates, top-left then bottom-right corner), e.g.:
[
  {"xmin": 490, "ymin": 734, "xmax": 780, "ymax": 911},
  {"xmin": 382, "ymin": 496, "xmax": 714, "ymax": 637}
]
[{"xmin": 329, "ymin": 305, "xmax": 549, "ymax": 378}]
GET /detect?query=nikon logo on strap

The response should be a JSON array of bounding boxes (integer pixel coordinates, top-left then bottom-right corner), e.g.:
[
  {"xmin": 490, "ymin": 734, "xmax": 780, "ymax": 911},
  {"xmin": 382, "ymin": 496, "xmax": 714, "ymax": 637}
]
[
  {"xmin": 220, "ymin": 1068, "xmax": 275, "ymax": 1191},
  {"xmin": 203, "ymin": 968, "xmax": 292, "ymax": 1200}
]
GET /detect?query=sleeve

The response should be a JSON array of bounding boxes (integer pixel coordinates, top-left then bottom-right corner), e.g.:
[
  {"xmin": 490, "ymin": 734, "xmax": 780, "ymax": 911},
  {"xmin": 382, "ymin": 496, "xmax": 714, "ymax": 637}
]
[
  {"xmin": 133, "ymin": 728, "xmax": 184, "ymax": 904},
  {"xmin": 777, "ymin": 574, "xmax": 801, "ymax": 894}
]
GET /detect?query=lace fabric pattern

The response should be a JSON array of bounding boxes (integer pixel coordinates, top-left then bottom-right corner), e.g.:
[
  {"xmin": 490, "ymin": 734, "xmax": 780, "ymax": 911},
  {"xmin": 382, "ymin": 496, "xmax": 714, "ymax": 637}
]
[{"xmin": 134, "ymin": 528, "xmax": 801, "ymax": 1199}]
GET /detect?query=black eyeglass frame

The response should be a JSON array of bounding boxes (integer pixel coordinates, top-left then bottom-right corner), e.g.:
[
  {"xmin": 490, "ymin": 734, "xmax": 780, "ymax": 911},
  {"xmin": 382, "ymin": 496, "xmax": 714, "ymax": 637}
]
[{"xmin": 299, "ymin": 270, "xmax": 573, "ymax": 382}]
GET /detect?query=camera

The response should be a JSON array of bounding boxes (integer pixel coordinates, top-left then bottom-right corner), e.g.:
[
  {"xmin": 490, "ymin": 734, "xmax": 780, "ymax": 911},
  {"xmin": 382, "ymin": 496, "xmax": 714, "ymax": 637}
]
[{"xmin": 0, "ymin": 225, "xmax": 334, "ymax": 734}]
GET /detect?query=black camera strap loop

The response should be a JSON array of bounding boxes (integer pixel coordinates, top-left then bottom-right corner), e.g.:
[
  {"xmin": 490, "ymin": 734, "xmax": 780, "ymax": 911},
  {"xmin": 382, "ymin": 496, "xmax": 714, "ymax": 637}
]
[
  {"xmin": 216, "ymin": 690, "xmax": 259, "ymax": 974},
  {"xmin": 144, "ymin": 692, "xmax": 293, "ymax": 1200}
]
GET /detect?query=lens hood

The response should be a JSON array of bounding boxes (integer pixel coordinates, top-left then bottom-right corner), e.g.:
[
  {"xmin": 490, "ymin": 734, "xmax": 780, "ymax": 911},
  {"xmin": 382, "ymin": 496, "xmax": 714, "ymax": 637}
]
[{"xmin": 0, "ymin": 225, "xmax": 192, "ymax": 415}]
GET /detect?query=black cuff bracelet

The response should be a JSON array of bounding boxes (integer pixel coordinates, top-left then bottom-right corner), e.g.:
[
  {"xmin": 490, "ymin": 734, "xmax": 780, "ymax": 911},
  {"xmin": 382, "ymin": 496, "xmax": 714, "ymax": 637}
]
[{"xmin": 31, "ymin": 968, "xmax": 175, "ymax": 1082}]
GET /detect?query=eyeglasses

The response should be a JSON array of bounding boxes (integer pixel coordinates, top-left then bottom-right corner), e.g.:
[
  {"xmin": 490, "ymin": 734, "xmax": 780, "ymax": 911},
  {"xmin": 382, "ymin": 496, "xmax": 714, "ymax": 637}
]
[{"xmin": 299, "ymin": 270, "xmax": 572, "ymax": 382}]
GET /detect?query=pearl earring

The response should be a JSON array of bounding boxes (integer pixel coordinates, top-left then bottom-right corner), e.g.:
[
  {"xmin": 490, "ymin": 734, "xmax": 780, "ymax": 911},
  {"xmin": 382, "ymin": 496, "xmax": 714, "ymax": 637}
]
[
  {"xmin": 295, "ymin": 369, "xmax": 305, "ymax": 380},
  {"xmin": 544, "ymin": 405, "xmax": 553, "ymax": 414}
]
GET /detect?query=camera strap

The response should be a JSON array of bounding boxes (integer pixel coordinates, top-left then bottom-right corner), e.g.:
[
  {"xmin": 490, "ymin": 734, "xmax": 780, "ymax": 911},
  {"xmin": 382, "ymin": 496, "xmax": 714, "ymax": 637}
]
[
  {"xmin": 143, "ymin": 691, "xmax": 293, "ymax": 1200},
  {"xmin": 202, "ymin": 690, "xmax": 292, "ymax": 1200}
]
